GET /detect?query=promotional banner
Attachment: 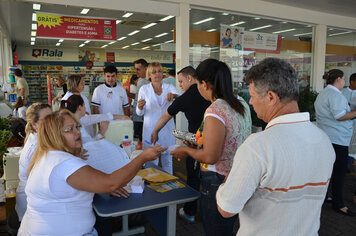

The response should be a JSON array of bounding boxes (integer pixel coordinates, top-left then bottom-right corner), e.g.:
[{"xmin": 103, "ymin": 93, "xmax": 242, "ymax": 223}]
[
  {"xmin": 37, "ymin": 12, "xmax": 117, "ymax": 41},
  {"xmin": 243, "ymin": 31, "xmax": 282, "ymax": 54},
  {"xmin": 106, "ymin": 52, "xmax": 115, "ymax": 63},
  {"xmin": 219, "ymin": 24, "xmax": 244, "ymax": 87}
]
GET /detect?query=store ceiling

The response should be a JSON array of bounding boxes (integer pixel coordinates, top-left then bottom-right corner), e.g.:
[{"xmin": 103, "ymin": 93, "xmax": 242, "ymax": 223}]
[{"xmin": 1, "ymin": 0, "xmax": 355, "ymax": 50}]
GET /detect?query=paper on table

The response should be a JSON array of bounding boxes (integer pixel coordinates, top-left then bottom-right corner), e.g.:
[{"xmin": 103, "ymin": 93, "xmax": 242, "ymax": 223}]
[
  {"xmin": 123, "ymin": 175, "xmax": 145, "ymax": 193},
  {"xmin": 84, "ymin": 139, "xmax": 130, "ymax": 174}
]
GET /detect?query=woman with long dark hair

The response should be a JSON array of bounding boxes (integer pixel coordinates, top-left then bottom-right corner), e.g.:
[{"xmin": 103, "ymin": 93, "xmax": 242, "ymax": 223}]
[{"xmin": 171, "ymin": 59, "xmax": 251, "ymax": 236}]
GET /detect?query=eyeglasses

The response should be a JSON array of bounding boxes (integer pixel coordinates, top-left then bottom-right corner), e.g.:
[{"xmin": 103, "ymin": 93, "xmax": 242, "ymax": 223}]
[{"xmin": 61, "ymin": 124, "xmax": 82, "ymax": 133}]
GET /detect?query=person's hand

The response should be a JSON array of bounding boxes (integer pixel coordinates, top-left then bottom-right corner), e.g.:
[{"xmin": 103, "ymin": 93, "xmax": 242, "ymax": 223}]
[
  {"xmin": 166, "ymin": 93, "xmax": 175, "ymax": 102},
  {"xmin": 98, "ymin": 121, "xmax": 110, "ymax": 137},
  {"xmin": 78, "ymin": 148, "xmax": 89, "ymax": 160},
  {"xmin": 114, "ymin": 115, "xmax": 131, "ymax": 120},
  {"xmin": 110, "ymin": 187, "xmax": 130, "ymax": 198},
  {"xmin": 140, "ymin": 145, "xmax": 168, "ymax": 162},
  {"xmin": 182, "ymin": 140, "xmax": 196, "ymax": 148},
  {"xmin": 151, "ymin": 130, "xmax": 159, "ymax": 144},
  {"xmin": 137, "ymin": 99, "xmax": 146, "ymax": 110},
  {"xmin": 52, "ymin": 96, "xmax": 58, "ymax": 102},
  {"xmin": 170, "ymin": 146, "xmax": 188, "ymax": 161}
]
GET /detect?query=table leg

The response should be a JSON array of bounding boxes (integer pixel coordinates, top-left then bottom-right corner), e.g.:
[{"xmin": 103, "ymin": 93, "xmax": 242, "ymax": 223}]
[
  {"xmin": 166, "ymin": 204, "xmax": 176, "ymax": 236},
  {"xmin": 142, "ymin": 205, "xmax": 177, "ymax": 236},
  {"xmin": 113, "ymin": 215, "xmax": 145, "ymax": 236}
]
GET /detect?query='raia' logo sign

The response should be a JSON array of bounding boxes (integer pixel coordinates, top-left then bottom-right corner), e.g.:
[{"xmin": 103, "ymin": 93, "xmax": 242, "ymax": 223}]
[{"xmin": 32, "ymin": 49, "xmax": 63, "ymax": 58}]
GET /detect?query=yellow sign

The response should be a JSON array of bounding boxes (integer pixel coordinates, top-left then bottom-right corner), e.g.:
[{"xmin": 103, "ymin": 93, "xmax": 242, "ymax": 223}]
[{"xmin": 37, "ymin": 13, "xmax": 63, "ymax": 28}]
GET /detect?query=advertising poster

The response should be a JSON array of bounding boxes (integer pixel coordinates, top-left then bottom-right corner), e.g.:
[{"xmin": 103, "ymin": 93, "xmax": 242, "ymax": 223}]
[
  {"xmin": 243, "ymin": 32, "xmax": 282, "ymax": 54},
  {"xmin": 219, "ymin": 24, "xmax": 244, "ymax": 88},
  {"xmin": 37, "ymin": 12, "xmax": 117, "ymax": 41},
  {"xmin": 106, "ymin": 52, "xmax": 115, "ymax": 63},
  {"xmin": 79, "ymin": 49, "xmax": 101, "ymax": 62}
]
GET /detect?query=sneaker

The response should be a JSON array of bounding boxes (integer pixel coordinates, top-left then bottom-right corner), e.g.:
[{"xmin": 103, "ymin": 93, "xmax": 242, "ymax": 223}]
[{"xmin": 178, "ymin": 208, "xmax": 195, "ymax": 223}]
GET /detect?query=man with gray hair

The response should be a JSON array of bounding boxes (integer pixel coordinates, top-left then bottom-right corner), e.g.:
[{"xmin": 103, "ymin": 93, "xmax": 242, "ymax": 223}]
[{"xmin": 216, "ymin": 58, "xmax": 335, "ymax": 235}]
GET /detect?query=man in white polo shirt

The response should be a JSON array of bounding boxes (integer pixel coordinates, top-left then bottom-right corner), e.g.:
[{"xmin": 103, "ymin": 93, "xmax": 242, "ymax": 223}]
[
  {"xmin": 216, "ymin": 58, "xmax": 335, "ymax": 235},
  {"xmin": 91, "ymin": 65, "xmax": 130, "ymax": 116}
]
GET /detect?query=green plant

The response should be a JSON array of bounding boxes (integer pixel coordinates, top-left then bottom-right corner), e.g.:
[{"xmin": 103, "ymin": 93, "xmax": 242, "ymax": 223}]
[
  {"xmin": 298, "ymin": 90, "xmax": 318, "ymax": 121},
  {"xmin": 0, "ymin": 117, "xmax": 12, "ymax": 175}
]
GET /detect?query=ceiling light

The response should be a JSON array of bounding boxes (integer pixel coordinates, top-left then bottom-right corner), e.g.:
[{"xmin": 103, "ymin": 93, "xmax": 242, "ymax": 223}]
[
  {"xmin": 293, "ymin": 32, "xmax": 312, "ymax": 36},
  {"xmin": 328, "ymin": 31, "xmax": 352, "ymax": 37},
  {"xmin": 222, "ymin": 13, "xmax": 229, "ymax": 16},
  {"xmin": 207, "ymin": 29, "xmax": 216, "ymax": 32},
  {"xmin": 273, "ymin": 28, "xmax": 296, "ymax": 34},
  {"xmin": 329, "ymin": 28, "xmax": 334, "ymax": 30},
  {"xmin": 32, "ymin": 13, "xmax": 37, "ymax": 22},
  {"xmin": 230, "ymin": 21, "xmax": 245, "ymax": 26},
  {"xmin": 141, "ymin": 38, "xmax": 152, "ymax": 42},
  {"xmin": 56, "ymin": 43, "xmax": 61, "ymax": 46},
  {"xmin": 117, "ymin": 36, "xmax": 127, "ymax": 41},
  {"xmin": 142, "ymin": 23, "xmax": 157, "ymax": 29},
  {"xmin": 160, "ymin": 15, "xmax": 174, "ymax": 21},
  {"xmin": 33, "ymin": 4, "xmax": 41, "ymax": 10},
  {"xmin": 306, "ymin": 25, "xmax": 313, "ymax": 27},
  {"xmin": 108, "ymin": 41, "xmax": 115, "ymax": 45},
  {"xmin": 116, "ymin": 20, "xmax": 122, "ymax": 24},
  {"xmin": 122, "ymin": 13, "xmax": 133, "ymax": 18},
  {"xmin": 193, "ymin": 17, "xmax": 215, "ymax": 25},
  {"xmin": 254, "ymin": 17, "xmax": 261, "ymax": 20},
  {"xmin": 249, "ymin": 25, "xmax": 273, "ymax": 31},
  {"xmin": 31, "ymin": 31, "xmax": 36, "ymax": 37},
  {"xmin": 165, "ymin": 40, "xmax": 173, "ymax": 43},
  {"xmin": 155, "ymin": 32, "xmax": 168, "ymax": 38},
  {"xmin": 58, "ymin": 39, "xmax": 64, "ymax": 42},
  {"xmin": 79, "ymin": 44, "xmax": 85, "ymax": 47},
  {"xmin": 32, "ymin": 23, "xmax": 37, "ymax": 30},
  {"xmin": 131, "ymin": 42, "xmax": 139, "ymax": 46},
  {"xmin": 141, "ymin": 46, "xmax": 150, "ymax": 50},
  {"xmin": 101, "ymin": 45, "xmax": 108, "ymax": 48},
  {"xmin": 30, "ymin": 42, "xmax": 35, "ymax": 45},
  {"xmin": 80, "ymin": 8, "xmax": 90, "ymax": 14},
  {"xmin": 128, "ymin": 30, "xmax": 140, "ymax": 36},
  {"xmin": 31, "ymin": 37, "xmax": 36, "ymax": 42},
  {"xmin": 152, "ymin": 44, "xmax": 160, "ymax": 47},
  {"xmin": 84, "ymin": 40, "xmax": 90, "ymax": 44},
  {"xmin": 122, "ymin": 45, "xmax": 130, "ymax": 49},
  {"xmin": 281, "ymin": 21, "xmax": 288, "ymax": 24}
]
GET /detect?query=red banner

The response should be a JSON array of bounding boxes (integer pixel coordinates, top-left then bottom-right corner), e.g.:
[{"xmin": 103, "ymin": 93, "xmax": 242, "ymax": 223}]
[
  {"xmin": 106, "ymin": 52, "xmax": 115, "ymax": 63},
  {"xmin": 37, "ymin": 12, "xmax": 116, "ymax": 41}
]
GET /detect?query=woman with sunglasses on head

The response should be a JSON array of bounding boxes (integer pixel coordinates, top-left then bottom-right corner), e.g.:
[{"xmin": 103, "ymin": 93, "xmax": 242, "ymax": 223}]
[
  {"xmin": 18, "ymin": 110, "xmax": 166, "ymax": 235},
  {"xmin": 15, "ymin": 103, "xmax": 52, "ymax": 222},
  {"xmin": 171, "ymin": 58, "xmax": 251, "ymax": 236}
]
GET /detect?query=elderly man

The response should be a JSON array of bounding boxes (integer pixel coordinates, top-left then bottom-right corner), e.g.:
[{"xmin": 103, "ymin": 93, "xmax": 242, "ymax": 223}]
[{"xmin": 216, "ymin": 58, "xmax": 335, "ymax": 235}]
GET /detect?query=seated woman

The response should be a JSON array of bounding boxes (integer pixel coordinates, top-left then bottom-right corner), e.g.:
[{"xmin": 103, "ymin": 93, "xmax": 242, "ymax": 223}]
[
  {"xmin": 12, "ymin": 96, "xmax": 27, "ymax": 120},
  {"xmin": 18, "ymin": 110, "xmax": 166, "ymax": 235},
  {"xmin": 15, "ymin": 103, "xmax": 52, "ymax": 221}
]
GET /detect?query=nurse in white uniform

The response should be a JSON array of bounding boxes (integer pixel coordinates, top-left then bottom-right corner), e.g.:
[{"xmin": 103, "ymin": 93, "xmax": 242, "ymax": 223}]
[
  {"xmin": 15, "ymin": 103, "xmax": 52, "ymax": 221},
  {"xmin": 136, "ymin": 62, "xmax": 180, "ymax": 174}
]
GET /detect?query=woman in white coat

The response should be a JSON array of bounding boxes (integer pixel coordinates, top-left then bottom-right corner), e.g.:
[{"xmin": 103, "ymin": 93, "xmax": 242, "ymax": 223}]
[
  {"xmin": 136, "ymin": 62, "xmax": 180, "ymax": 174},
  {"xmin": 15, "ymin": 103, "xmax": 52, "ymax": 221}
]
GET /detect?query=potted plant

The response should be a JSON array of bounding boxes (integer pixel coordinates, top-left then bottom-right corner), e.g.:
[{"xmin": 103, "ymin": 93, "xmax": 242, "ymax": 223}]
[
  {"xmin": 0, "ymin": 117, "xmax": 12, "ymax": 177},
  {"xmin": 298, "ymin": 90, "xmax": 318, "ymax": 121}
]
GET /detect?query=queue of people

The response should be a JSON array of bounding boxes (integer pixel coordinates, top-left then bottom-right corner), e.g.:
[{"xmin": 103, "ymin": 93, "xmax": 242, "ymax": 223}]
[{"xmin": 9, "ymin": 57, "xmax": 354, "ymax": 235}]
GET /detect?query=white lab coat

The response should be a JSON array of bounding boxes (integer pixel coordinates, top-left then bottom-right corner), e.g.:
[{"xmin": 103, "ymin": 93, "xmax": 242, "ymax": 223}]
[{"xmin": 136, "ymin": 83, "xmax": 179, "ymax": 174}]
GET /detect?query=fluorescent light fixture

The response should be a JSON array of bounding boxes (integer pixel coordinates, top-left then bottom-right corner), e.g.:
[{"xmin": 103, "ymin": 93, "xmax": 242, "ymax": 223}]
[
  {"xmin": 281, "ymin": 21, "xmax": 288, "ymax": 24},
  {"xmin": 329, "ymin": 31, "xmax": 352, "ymax": 37},
  {"xmin": 142, "ymin": 23, "xmax": 157, "ymax": 29},
  {"xmin": 293, "ymin": 32, "xmax": 312, "ymax": 36},
  {"xmin": 84, "ymin": 40, "xmax": 90, "ymax": 44},
  {"xmin": 306, "ymin": 25, "xmax": 313, "ymax": 27},
  {"xmin": 122, "ymin": 12, "xmax": 133, "ymax": 18},
  {"xmin": 58, "ymin": 39, "xmax": 64, "ymax": 42},
  {"xmin": 32, "ymin": 13, "xmax": 37, "ymax": 21},
  {"xmin": 128, "ymin": 30, "xmax": 140, "ymax": 36},
  {"xmin": 141, "ymin": 46, "xmax": 150, "ymax": 50},
  {"xmin": 141, "ymin": 38, "xmax": 152, "ymax": 42},
  {"xmin": 32, "ymin": 23, "xmax": 37, "ymax": 30},
  {"xmin": 116, "ymin": 20, "xmax": 122, "ymax": 24},
  {"xmin": 221, "ymin": 13, "xmax": 229, "ymax": 16},
  {"xmin": 31, "ymin": 37, "xmax": 36, "ymax": 42},
  {"xmin": 160, "ymin": 15, "xmax": 174, "ymax": 21},
  {"xmin": 56, "ymin": 43, "xmax": 61, "ymax": 46},
  {"xmin": 33, "ymin": 4, "xmax": 41, "ymax": 10},
  {"xmin": 79, "ymin": 44, "xmax": 85, "ymax": 47},
  {"xmin": 165, "ymin": 40, "xmax": 173, "ymax": 43},
  {"xmin": 249, "ymin": 25, "xmax": 272, "ymax": 31},
  {"xmin": 31, "ymin": 31, "xmax": 36, "ymax": 37},
  {"xmin": 122, "ymin": 45, "xmax": 130, "ymax": 49},
  {"xmin": 30, "ymin": 42, "xmax": 35, "ymax": 45},
  {"xmin": 273, "ymin": 28, "xmax": 296, "ymax": 34},
  {"xmin": 80, "ymin": 8, "xmax": 90, "ymax": 14},
  {"xmin": 230, "ymin": 21, "xmax": 245, "ymax": 26},
  {"xmin": 155, "ymin": 32, "xmax": 168, "ymax": 38},
  {"xmin": 108, "ymin": 41, "xmax": 115, "ymax": 45},
  {"xmin": 207, "ymin": 29, "xmax": 216, "ymax": 32},
  {"xmin": 329, "ymin": 28, "xmax": 334, "ymax": 30},
  {"xmin": 193, "ymin": 17, "xmax": 215, "ymax": 25},
  {"xmin": 101, "ymin": 45, "xmax": 108, "ymax": 48},
  {"xmin": 152, "ymin": 43, "xmax": 160, "ymax": 47},
  {"xmin": 131, "ymin": 42, "xmax": 139, "ymax": 46},
  {"xmin": 254, "ymin": 17, "xmax": 261, "ymax": 20},
  {"xmin": 117, "ymin": 36, "xmax": 127, "ymax": 41}
]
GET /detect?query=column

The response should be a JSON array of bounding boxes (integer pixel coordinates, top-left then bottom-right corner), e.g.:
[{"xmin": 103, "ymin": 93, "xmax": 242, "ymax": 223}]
[{"xmin": 311, "ymin": 24, "xmax": 327, "ymax": 92}]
